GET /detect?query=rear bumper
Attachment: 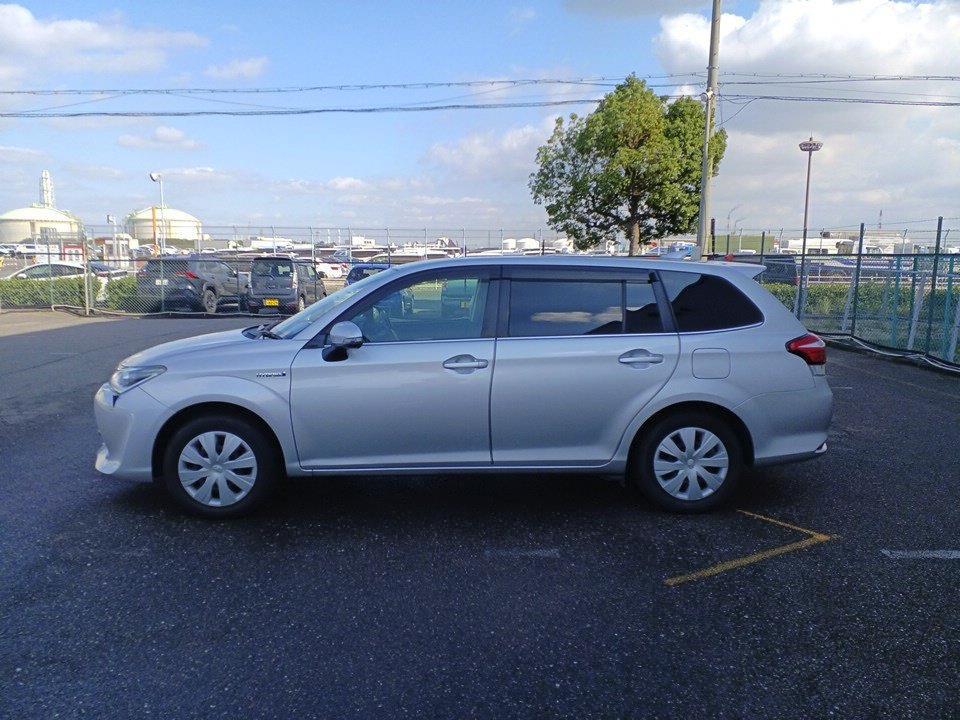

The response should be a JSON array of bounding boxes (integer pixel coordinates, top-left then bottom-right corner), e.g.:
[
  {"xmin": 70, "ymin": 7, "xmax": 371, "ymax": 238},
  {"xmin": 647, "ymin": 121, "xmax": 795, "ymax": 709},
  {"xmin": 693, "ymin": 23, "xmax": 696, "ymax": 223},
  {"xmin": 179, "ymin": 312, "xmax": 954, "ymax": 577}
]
[
  {"xmin": 94, "ymin": 383, "xmax": 168, "ymax": 482},
  {"xmin": 736, "ymin": 377, "xmax": 834, "ymax": 466},
  {"xmin": 246, "ymin": 294, "xmax": 298, "ymax": 313}
]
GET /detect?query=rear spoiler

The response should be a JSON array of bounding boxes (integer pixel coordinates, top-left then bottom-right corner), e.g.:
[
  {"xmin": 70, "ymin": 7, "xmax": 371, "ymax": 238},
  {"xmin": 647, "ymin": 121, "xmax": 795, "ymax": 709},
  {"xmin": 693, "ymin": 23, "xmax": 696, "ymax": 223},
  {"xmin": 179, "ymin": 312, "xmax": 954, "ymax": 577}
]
[{"xmin": 710, "ymin": 261, "xmax": 765, "ymax": 278}]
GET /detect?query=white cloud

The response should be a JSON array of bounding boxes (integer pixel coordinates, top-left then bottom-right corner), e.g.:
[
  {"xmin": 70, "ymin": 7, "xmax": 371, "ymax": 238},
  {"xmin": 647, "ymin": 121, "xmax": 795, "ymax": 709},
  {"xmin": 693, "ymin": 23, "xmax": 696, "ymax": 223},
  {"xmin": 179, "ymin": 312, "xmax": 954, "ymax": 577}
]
[
  {"xmin": 326, "ymin": 176, "xmax": 368, "ymax": 191},
  {"xmin": 117, "ymin": 126, "xmax": 203, "ymax": 151},
  {"xmin": 0, "ymin": 144, "xmax": 46, "ymax": 163},
  {"xmin": 203, "ymin": 56, "xmax": 269, "ymax": 80},
  {"xmin": 0, "ymin": 4, "xmax": 206, "ymax": 82},
  {"xmin": 425, "ymin": 118, "xmax": 556, "ymax": 180},
  {"xmin": 655, "ymin": 0, "xmax": 960, "ymax": 229}
]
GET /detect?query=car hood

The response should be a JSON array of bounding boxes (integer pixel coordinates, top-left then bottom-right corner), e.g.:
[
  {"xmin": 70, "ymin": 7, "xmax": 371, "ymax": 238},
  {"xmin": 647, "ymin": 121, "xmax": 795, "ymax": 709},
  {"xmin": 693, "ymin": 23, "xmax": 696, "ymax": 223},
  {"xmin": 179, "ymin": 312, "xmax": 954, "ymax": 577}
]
[{"xmin": 121, "ymin": 329, "xmax": 254, "ymax": 367}]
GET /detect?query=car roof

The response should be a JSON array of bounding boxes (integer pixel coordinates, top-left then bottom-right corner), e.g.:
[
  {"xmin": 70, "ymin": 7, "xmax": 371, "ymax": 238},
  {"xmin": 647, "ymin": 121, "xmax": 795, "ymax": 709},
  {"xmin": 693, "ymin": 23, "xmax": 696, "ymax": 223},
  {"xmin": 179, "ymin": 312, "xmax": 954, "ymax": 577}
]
[
  {"xmin": 351, "ymin": 262, "xmax": 392, "ymax": 270},
  {"xmin": 381, "ymin": 254, "xmax": 765, "ymax": 277},
  {"xmin": 23, "ymin": 260, "xmax": 84, "ymax": 268}
]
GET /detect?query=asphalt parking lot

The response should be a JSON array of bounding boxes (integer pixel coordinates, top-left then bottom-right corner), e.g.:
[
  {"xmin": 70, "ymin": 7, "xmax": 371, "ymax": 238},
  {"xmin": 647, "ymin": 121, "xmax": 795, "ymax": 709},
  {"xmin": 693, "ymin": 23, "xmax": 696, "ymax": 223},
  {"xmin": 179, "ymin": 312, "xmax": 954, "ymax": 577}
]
[{"xmin": 1, "ymin": 311, "xmax": 959, "ymax": 719}]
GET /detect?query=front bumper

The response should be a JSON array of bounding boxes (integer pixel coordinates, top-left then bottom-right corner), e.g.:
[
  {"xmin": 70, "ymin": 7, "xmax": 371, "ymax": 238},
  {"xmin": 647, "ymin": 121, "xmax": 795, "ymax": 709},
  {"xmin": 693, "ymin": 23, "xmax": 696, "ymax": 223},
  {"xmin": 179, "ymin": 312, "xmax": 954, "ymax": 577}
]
[{"xmin": 94, "ymin": 383, "xmax": 168, "ymax": 482}]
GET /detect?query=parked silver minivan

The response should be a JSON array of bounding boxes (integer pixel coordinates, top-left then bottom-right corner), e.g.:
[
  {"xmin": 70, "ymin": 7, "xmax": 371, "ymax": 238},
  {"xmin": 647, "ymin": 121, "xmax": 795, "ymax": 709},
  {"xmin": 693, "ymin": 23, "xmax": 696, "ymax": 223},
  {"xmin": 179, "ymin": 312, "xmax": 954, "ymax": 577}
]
[{"xmin": 94, "ymin": 257, "xmax": 832, "ymax": 518}]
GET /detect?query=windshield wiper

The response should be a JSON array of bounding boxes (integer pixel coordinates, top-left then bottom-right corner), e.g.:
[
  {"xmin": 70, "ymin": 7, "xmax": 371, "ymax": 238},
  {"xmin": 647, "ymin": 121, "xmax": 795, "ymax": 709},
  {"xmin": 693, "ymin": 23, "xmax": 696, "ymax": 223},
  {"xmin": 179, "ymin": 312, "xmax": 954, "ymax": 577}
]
[{"xmin": 255, "ymin": 319, "xmax": 284, "ymax": 339}]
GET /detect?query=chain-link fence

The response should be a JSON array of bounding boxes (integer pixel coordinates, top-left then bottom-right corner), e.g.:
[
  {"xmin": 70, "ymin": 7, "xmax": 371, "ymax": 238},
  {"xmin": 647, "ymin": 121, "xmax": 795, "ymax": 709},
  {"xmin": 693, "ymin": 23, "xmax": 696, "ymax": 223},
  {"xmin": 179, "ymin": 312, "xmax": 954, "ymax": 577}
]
[{"xmin": 3, "ymin": 221, "xmax": 959, "ymax": 367}]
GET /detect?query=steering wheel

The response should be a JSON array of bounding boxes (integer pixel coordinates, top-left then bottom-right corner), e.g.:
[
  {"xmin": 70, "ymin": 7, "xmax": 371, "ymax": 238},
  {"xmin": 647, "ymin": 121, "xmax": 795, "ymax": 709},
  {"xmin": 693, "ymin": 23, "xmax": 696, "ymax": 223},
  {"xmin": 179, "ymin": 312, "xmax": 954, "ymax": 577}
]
[{"xmin": 360, "ymin": 305, "xmax": 399, "ymax": 342}]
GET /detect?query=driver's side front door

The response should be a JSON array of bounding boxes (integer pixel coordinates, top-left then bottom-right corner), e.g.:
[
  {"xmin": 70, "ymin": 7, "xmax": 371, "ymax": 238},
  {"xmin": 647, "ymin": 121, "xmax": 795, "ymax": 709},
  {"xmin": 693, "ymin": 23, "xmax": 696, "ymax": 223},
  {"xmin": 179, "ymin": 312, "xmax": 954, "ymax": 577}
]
[{"xmin": 290, "ymin": 267, "xmax": 497, "ymax": 470}]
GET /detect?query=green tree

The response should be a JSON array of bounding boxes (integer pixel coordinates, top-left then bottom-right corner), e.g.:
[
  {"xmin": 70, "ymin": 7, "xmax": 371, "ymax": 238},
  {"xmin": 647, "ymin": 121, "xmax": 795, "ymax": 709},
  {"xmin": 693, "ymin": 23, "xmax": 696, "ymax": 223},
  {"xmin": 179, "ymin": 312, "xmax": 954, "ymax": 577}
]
[{"xmin": 529, "ymin": 76, "xmax": 727, "ymax": 255}]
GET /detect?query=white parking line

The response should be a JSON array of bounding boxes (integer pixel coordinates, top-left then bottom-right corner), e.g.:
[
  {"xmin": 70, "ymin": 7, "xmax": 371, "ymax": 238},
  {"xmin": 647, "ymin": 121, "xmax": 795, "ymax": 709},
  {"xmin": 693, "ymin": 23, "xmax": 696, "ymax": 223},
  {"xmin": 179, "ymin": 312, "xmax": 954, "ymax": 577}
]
[{"xmin": 881, "ymin": 550, "xmax": 960, "ymax": 559}]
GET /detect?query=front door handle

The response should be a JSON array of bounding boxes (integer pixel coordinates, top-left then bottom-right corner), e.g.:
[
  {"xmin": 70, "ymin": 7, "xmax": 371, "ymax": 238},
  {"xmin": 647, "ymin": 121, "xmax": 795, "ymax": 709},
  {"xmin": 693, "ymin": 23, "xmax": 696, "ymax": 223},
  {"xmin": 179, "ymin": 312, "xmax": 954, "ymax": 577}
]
[
  {"xmin": 619, "ymin": 349, "xmax": 664, "ymax": 366},
  {"xmin": 442, "ymin": 355, "xmax": 489, "ymax": 371}
]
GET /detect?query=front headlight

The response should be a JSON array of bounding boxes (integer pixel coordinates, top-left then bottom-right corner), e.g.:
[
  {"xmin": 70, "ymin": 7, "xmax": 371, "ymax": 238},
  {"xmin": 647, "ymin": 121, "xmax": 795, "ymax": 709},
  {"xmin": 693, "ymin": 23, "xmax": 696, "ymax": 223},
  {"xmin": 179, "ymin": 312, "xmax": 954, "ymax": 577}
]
[{"xmin": 109, "ymin": 365, "xmax": 166, "ymax": 394}]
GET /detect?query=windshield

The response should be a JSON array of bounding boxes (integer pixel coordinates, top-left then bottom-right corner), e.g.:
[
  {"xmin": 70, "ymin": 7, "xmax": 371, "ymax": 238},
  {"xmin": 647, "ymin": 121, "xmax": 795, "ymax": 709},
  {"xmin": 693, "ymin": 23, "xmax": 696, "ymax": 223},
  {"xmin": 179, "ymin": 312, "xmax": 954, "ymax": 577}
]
[{"xmin": 270, "ymin": 267, "xmax": 395, "ymax": 338}]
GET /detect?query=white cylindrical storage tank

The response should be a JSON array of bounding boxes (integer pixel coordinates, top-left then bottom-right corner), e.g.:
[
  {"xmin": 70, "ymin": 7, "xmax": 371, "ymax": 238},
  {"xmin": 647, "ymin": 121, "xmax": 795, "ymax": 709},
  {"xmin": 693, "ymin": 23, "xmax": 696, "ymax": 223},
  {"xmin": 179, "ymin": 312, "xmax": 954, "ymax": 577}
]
[
  {"xmin": 0, "ymin": 206, "xmax": 83, "ymax": 244},
  {"xmin": 125, "ymin": 207, "xmax": 203, "ymax": 244}
]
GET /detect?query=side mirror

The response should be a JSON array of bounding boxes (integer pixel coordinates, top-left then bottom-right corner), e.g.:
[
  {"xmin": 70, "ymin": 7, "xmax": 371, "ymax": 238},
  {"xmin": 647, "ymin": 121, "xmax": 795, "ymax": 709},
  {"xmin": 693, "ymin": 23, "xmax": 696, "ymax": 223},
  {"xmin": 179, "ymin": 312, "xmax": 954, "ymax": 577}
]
[{"xmin": 327, "ymin": 321, "xmax": 363, "ymax": 349}]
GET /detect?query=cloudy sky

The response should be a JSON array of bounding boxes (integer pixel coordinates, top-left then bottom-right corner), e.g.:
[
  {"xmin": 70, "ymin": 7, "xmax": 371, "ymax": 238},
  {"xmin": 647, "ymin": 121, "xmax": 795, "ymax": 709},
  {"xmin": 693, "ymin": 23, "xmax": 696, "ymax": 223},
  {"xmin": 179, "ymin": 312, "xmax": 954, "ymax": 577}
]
[{"xmin": 2, "ymin": 0, "xmax": 959, "ymax": 236}]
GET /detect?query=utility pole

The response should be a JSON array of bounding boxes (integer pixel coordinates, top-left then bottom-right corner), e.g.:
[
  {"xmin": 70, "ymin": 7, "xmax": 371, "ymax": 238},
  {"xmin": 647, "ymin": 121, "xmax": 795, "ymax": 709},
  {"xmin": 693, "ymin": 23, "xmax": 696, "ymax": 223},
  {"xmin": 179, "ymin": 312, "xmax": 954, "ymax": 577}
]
[{"xmin": 695, "ymin": 0, "xmax": 723, "ymax": 259}]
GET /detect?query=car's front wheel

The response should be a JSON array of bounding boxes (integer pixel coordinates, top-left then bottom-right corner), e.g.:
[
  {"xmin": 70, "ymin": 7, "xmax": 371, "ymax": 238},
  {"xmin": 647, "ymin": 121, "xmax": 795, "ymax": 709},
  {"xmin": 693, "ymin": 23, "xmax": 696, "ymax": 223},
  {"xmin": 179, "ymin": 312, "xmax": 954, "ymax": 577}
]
[
  {"xmin": 202, "ymin": 288, "xmax": 218, "ymax": 314},
  {"xmin": 161, "ymin": 414, "xmax": 279, "ymax": 518},
  {"xmin": 630, "ymin": 410, "xmax": 743, "ymax": 512}
]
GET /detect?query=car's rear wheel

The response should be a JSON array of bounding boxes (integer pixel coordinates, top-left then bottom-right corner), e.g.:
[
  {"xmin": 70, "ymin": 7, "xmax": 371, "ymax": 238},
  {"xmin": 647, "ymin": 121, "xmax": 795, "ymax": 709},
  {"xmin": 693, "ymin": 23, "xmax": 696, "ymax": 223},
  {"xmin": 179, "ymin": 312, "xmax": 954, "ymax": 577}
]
[
  {"xmin": 202, "ymin": 288, "xmax": 218, "ymax": 314},
  {"xmin": 630, "ymin": 410, "xmax": 743, "ymax": 512},
  {"xmin": 161, "ymin": 414, "xmax": 279, "ymax": 518}
]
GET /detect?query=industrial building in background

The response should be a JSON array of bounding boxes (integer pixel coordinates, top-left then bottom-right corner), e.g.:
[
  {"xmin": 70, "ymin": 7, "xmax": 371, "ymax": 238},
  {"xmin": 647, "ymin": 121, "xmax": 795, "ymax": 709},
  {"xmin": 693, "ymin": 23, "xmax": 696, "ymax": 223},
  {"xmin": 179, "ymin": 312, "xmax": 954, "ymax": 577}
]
[
  {"xmin": 0, "ymin": 171, "xmax": 84, "ymax": 246},
  {"xmin": 124, "ymin": 206, "xmax": 204, "ymax": 246}
]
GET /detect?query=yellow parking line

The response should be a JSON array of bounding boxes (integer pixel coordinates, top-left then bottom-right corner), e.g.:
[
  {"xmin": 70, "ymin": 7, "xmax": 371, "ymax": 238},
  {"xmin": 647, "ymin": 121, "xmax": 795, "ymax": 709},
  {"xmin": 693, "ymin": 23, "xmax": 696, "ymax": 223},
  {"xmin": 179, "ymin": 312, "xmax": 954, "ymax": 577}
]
[{"xmin": 664, "ymin": 510, "xmax": 835, "ymax": 587}]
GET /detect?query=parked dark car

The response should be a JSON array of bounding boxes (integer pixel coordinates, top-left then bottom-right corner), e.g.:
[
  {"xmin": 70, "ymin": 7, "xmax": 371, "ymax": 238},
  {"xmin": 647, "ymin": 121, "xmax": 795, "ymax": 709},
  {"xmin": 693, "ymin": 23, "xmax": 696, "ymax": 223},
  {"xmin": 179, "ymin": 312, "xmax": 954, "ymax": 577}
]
[
  {"xmin": 136, "ymin": 256, "xmax": 242, "ymax": 313},
  {"xmin": 345, "ymin": 262, "xmax": 391, "ymax": 285},
  {"xmin": 719, "ymin": 253, "xmax": 799, "ymax": 286},
  {"xmin": 244, "ymin": 256, "xmax": 326, "ymax": 314},
  {"xmin": 346, "ymin": 263, "xmax": 413, "ymax": 317}
]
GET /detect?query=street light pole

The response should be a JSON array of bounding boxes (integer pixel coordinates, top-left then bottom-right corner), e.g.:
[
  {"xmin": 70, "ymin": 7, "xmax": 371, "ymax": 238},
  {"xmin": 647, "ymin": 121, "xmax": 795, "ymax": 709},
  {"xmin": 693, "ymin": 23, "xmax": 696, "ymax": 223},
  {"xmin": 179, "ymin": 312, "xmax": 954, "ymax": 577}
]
[
  {"xmin": 149, "ymin": 172, "xmax": 166, "ymax": 253},
  {"xmin": 796, "ymin": 137, "xmax": 823, "ymax": 317},
  {"xmin": 695, "ymin": 0, "xmax": 723, "ymax": 259}
]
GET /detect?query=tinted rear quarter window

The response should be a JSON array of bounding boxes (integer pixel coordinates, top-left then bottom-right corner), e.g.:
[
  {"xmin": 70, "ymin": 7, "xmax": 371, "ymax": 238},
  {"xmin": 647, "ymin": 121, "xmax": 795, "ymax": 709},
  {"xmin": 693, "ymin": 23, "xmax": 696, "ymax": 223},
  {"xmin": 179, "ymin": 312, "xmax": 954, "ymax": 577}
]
[
  {"xmin": 508, "ymin": 280, "xmax": 623, "ymax": 337},
  {"xmin": 252, "ymin": 260, "xmax": 293, "ymax": 277},
  {"xmin": 625, "ymin": 282, "xmax": 663, "ymax": 333},
  {"xmin": 660, "ymin": 271, "xmax": 763, "ymax": 332},
  {"xmin": 142, "ymin": 259, "xmax": 188, "ymax": 275}
]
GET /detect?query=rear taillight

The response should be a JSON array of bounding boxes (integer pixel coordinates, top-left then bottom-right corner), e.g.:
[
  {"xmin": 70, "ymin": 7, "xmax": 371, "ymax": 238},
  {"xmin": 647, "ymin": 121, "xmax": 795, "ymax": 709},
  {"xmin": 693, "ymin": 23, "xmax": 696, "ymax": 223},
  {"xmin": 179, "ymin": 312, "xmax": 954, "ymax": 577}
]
[
  {"xmin": 787, "ymin": 333, "xmax": 826, "ymax": 365},
  {"xmin": 175, "ymin": 271, "xmax": 200, "ymax": 280}
]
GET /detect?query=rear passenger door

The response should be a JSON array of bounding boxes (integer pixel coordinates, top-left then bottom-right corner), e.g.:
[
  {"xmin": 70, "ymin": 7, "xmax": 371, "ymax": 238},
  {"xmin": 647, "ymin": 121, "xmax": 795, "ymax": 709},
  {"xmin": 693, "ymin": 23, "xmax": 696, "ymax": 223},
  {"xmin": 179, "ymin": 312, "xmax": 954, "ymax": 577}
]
[
  {"xmin": 490, "ymin": 267, "xmax": 680, "ymax": 467},
  {"xmin": 207, "ymin": 261, "xmax": 239, "ymax": 298}
]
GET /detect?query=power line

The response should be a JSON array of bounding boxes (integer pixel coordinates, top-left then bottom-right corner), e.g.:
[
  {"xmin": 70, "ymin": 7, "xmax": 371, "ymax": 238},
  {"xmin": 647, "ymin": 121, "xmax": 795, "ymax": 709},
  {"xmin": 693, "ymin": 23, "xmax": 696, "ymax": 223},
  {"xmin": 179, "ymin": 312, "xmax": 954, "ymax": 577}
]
[
  {"xmin": 0, "ymin": 97, "xmax": 621, "ymax": 118},
  {"xmin": 721, "ymin": 93, "xmax": 960, "ymax": 107},
  {"xmin": 0, "ymin": 74, "xmax": 700, "ymax": 97}
]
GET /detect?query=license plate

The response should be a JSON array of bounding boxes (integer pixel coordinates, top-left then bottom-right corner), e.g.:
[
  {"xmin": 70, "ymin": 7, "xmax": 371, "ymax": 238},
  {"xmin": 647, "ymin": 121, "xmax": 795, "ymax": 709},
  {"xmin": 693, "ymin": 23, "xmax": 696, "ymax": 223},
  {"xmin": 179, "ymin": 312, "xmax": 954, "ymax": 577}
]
[
  {"xmin": 154, "ymin": 278, "xmax": 169, "ymax": 286},
  {"xmin": 264, "ymin": 298, "xmax": 279, "ymax": 307}
]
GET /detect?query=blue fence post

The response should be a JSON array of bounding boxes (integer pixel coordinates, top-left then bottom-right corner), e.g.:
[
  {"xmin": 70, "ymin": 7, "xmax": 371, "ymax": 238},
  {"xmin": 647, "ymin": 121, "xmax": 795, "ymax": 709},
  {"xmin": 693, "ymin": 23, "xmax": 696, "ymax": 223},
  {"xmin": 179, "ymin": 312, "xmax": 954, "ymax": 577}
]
[
  {"xmin": 924, "ymin": 217, "xmax": 943, "ymax": 354},
  {"xmin": 942, "ymin": 255, "xmax": 956, "ymax": 361},
  {"xmin": 891, "ymin": 255, "xmax": 903, "ymax": 347},
  {"xmin": 850, "ymin": 223, "xmax": 866, "ymax": 340}
]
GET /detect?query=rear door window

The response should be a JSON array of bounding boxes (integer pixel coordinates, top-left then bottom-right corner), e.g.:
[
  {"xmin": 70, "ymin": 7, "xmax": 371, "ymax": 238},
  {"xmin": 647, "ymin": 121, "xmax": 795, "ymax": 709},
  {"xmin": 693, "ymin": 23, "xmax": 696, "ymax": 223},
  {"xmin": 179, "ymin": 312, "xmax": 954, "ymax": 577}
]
[
  {"xmin": 659, "ymin": 271, "xmax": 763, "ymax": 332},
  {"xmin": 625, "ymin": 282, "xmax": 663, "ymax": 333},
  {"xmin": 508, "ymin": 280, "xmax": 623, "ymax": 337}
]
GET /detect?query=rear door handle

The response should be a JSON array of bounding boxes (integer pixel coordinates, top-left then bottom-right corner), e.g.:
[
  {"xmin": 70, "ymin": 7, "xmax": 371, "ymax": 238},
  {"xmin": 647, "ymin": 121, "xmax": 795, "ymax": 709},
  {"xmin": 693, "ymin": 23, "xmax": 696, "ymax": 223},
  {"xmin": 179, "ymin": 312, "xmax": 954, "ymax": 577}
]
[
  {"xmin": 619, "ymin": 349, "xmax": 664, "ymax": 365},
  {"xmin": 442, "ymin": 355, "xmax": 489, "ymax": 371}
]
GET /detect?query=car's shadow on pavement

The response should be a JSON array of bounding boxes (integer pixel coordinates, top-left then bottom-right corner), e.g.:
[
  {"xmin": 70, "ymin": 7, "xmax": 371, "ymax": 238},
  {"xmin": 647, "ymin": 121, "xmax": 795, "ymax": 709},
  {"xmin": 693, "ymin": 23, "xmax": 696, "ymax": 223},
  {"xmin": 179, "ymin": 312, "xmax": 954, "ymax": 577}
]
[{"xmin": 106, "ymin": 468, "xmax": 793, "ymax": 529}]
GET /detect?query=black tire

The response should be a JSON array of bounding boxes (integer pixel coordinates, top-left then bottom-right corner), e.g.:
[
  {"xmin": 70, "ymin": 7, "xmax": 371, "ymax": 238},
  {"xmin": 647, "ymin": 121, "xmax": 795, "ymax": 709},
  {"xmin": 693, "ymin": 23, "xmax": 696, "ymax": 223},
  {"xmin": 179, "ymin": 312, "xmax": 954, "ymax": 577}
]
[
  {"xmin": 161, "ymin": 414, "xmax": 280, "ymax": 518},
  {"xmin": 630, "ymin": 410, "xmax": 743, "ymax": 513},
  {"xmin": 202, "ymin": 288, "xmax": 218, "ymax": 314}
]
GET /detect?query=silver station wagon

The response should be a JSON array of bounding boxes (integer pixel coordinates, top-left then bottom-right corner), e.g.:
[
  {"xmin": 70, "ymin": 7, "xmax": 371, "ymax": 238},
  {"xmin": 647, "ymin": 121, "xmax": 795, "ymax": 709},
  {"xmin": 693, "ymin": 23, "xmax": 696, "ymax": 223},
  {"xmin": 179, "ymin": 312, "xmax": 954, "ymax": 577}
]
[{"xmin": 94, "ymin": 257, "xmax": 833, "ymax": 518}]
